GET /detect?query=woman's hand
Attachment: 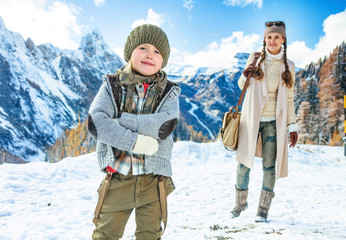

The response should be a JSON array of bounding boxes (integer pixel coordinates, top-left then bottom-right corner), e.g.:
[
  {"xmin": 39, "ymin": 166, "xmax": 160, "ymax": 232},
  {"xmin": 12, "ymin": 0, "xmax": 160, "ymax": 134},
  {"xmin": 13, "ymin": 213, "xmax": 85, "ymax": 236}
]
[
  {"xmin": 243, "ymin": 66, "xmax": 254, "ymax": 77},
  {"xmin": 289, "ymin": 132, "xmax": 298, "ymax": 148}
]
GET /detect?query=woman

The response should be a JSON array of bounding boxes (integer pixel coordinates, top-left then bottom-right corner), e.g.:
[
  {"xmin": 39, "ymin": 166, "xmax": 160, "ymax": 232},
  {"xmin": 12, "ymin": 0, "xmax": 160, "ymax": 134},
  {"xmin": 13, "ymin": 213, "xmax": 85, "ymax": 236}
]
[
  {"xmin": 231, "ymin": 21, "xmax": 298, "ymax": 222},
  {"xmin": 88, "ymin": 24, "xmax": 180, "ymax": 239}
]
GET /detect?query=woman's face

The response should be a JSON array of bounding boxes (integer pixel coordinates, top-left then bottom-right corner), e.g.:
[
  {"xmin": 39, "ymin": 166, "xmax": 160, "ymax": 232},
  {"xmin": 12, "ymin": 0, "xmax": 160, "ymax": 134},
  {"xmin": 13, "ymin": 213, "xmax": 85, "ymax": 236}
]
[
  {"xmin": 131, "ymin": 44, "xmax": 163, "ymax": 76},
  {"xmin": 265, "ymin": 33, "xmax": 285, "ymax": 55}
]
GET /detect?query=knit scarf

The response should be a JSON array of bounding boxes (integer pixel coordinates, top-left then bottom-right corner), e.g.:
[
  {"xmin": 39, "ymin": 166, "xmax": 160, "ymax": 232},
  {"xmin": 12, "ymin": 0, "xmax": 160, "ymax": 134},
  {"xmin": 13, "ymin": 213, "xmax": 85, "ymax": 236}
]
[
  {"xmin": 116, "ymin": 67, "xmax": 168, "ymax": 114},
  {"xmin": 265, "ymin": 47, "xmax": 284, "ymax": 62}
]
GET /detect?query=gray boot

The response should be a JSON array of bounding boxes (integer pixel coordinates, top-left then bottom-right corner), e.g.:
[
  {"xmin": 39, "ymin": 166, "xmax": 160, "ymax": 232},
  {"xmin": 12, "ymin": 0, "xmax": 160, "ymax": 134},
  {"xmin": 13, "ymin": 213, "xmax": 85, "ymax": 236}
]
[
  {"xmin": 255, "ymin": 189, "xmax": 275, "ymax": 222},
  {"xmin": 231, "ymin": 187, "xmax": 248, "ymax": 218}
]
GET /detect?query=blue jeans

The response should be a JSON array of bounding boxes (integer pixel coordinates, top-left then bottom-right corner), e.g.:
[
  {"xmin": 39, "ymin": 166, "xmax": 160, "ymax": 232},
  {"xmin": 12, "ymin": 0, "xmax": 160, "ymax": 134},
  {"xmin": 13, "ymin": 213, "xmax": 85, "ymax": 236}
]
[{"xmin": 236, "ymin": 121, "xmax": 277, "ymax": 192}]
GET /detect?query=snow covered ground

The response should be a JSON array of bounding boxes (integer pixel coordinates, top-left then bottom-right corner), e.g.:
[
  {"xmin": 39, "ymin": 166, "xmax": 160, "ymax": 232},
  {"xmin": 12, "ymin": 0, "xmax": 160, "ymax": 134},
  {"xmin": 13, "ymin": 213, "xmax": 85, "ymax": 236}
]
[{"xmin": 0, "ymin": 141, "xmax": 345, "ymax": 240}]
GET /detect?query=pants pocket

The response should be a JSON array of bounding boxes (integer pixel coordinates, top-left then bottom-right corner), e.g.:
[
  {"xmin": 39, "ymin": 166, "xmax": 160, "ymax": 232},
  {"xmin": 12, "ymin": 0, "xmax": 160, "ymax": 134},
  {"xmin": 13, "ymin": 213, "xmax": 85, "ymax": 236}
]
[
  {"xmin": 97, "ymin": 179, "xmax": 105, "ymax": 194},
  {"xmin": 269, "ymin": 120, "xmax": 276, "ymax": 130},
  {"xmin": 164, "ymin": 177, "xmax": 175, "ymax": 196}
]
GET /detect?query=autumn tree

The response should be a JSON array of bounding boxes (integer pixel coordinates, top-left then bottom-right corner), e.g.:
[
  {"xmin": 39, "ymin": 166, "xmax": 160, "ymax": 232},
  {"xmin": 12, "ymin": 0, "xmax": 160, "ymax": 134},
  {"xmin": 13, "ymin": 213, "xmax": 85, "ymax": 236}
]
[{"xmin": 46, "ymin": 116, "xmax": 96, "ymax": 162}]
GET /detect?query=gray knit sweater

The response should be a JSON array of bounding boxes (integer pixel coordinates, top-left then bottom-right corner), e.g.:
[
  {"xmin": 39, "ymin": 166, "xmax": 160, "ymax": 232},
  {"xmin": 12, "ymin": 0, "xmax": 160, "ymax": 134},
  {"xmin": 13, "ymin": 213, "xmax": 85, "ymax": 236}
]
[{"xmin": 88, "ymin": 74, "xmax": 180, "ymax": 177}]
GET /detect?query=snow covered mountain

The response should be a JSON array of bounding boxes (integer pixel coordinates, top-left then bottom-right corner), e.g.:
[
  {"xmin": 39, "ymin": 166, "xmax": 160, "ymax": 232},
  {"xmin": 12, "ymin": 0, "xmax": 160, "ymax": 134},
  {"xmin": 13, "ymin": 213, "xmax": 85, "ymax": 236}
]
[
  {"xmin": 166, "ymin": 52, "xmax": 249, "ymax": 140},
  {"xmin": 0, "ymin": 16, "xmax": 344, "ymax": 165},
  {"xmin": 0, "ymin": 17, "xmax": 124, "ymax": 163},
  {"xmin": 0, "ymin": 14, "xmax": 249, "ymax": 163}
]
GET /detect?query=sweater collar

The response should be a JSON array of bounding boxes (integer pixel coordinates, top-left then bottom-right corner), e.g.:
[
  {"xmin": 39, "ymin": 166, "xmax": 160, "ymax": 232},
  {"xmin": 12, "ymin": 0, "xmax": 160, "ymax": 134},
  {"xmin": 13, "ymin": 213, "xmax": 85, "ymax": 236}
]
[{"xmin": 265, "ymin": 47, "xmax": 284, "ymax": 61}]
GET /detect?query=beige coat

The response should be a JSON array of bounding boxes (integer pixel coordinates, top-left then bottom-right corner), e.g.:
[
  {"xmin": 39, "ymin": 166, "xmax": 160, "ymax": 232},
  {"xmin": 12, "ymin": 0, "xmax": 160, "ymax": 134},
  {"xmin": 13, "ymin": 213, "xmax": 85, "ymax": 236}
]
[{"xmin": 235, "ymin": 52, "xmax": 296, "ymax": 179}]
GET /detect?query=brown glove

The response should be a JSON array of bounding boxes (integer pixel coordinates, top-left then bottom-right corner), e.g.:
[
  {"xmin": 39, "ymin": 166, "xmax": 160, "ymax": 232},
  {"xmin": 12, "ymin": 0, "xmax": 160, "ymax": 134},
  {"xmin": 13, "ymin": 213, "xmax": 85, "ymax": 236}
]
[
  {"xmin": 243, "ymin": 66, "xmax": 254, "ymax": 78},
  {"xmin": 289, "ymin": 132, "xmax": 298, "ymax": 148}
]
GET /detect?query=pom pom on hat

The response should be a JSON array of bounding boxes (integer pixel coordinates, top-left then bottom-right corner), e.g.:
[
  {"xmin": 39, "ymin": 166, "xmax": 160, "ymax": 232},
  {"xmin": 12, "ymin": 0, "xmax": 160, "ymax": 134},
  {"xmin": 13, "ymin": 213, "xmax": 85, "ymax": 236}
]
[{"xmin": 124, "ymin": 24, "xmax": 170, "ymax": 68}]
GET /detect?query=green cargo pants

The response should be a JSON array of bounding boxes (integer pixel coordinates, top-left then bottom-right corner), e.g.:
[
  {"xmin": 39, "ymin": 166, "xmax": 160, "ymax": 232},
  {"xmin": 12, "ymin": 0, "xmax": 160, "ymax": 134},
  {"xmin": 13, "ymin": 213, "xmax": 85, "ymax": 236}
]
[{"xmin": 92, "ymin": 171, "xmax": 175, "ymax": 240}]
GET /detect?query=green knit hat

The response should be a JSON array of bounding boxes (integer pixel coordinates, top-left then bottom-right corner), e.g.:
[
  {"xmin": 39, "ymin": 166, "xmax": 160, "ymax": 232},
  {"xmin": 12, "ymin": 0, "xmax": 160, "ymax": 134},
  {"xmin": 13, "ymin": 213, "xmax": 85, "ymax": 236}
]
[{"xmin": 124, "ymin": 24, "xmax": 170, "ymax": 68}]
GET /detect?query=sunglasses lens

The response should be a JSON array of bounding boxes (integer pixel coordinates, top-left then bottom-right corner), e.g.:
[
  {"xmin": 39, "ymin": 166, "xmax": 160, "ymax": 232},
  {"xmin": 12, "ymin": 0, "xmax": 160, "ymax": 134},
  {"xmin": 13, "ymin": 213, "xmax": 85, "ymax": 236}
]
[{"xmin": 265, "ymin": 21, "xmax": 285, "ymax": 28}]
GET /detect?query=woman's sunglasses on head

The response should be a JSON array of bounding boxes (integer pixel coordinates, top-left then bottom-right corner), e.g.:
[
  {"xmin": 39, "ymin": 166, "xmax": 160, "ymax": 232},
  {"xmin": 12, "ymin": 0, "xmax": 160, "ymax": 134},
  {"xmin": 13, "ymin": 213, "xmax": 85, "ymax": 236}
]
[{"xmin": 265, "ymin": 21, "xmax": 285, "ymax": 29}]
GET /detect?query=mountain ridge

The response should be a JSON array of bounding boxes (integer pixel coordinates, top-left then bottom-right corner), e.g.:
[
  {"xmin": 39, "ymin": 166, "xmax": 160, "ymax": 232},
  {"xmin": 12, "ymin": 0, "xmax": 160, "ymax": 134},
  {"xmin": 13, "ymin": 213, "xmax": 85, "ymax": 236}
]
[
  {"xmin": 0, "ymin": 16, "xmax": 344, "ymax": 164},
  {"xmin": 0, "ymin": 17, "xmax": 124, "ymax": 163}
]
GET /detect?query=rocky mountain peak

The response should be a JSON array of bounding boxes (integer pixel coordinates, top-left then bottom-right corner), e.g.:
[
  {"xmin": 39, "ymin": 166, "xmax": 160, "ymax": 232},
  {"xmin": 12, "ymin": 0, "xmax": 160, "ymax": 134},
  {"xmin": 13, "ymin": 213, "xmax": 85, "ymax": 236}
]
[
  {"xmin": 76, "ymin": 28, "xmax": 124, "ymax": 70},
  {"xmin": 79, "ymin": 29, "xmax": 108, "ymax": 54},
  {"xmin": 234, "ymin": 52, "xmax": 250, "ymax": 60},
  {"xmin": 25, "ymin": 38, "xmax": 35, "ymax": 52},
  {"xmin": 0, "ymin": 20, "xmax": 124, "ymax": 163}
]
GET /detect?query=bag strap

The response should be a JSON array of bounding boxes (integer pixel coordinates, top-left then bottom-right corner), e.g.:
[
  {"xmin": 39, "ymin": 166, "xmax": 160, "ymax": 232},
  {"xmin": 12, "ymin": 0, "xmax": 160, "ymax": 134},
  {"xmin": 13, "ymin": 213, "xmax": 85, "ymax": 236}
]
[
  {"xmin": 158, "ymin": 175, "xmax": 167, "ymax": 236},
  {"xmin": 236, "ymin": 52, "xmax": 261, "ymax": 107},
  {"xmin": 92, "ymin": 171, "xmax": 113, "ymax": 225},
  {"xmin": 92, "ymin": 152, "xmax": 125, "ymax": 226}
]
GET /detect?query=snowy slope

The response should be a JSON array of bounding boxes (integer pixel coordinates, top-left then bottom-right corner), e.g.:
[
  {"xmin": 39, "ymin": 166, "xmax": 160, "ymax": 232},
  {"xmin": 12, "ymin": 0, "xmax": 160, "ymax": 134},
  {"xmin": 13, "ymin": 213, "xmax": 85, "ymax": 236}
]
[{"xmin": 0, "ymin": 142, "xmax": 345, "ymax": 240}]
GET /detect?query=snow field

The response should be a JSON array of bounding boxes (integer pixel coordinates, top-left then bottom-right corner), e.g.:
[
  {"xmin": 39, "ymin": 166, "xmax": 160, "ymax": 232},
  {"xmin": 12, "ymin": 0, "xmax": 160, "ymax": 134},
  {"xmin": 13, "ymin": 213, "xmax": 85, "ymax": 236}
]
[{"xmin": 0, "ymin": 141, "xmax": 345, "ymax": 239}]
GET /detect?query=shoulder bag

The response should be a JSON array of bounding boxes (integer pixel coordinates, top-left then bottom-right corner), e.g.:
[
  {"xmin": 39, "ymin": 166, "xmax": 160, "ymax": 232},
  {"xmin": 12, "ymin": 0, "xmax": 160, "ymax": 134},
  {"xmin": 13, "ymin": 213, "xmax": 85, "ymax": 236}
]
[{"xmin": 220, "ymin": 52, "xmax": 261, "ymax": 151}]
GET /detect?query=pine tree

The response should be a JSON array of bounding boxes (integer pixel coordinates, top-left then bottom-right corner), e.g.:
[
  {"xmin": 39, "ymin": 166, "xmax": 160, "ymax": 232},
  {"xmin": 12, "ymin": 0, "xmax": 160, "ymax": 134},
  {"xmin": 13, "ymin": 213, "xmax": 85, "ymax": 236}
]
[{"xmin": 294, "ymin": 42, "xmax": 344, "ymax": 146}]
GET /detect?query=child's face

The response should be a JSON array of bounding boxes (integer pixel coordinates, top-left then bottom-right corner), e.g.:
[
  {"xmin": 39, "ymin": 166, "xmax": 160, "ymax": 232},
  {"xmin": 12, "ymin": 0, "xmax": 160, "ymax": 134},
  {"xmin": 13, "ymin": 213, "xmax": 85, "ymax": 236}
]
[{"xmin": 131, "ymin": 44, "xmax": 163, "ymax": 76}]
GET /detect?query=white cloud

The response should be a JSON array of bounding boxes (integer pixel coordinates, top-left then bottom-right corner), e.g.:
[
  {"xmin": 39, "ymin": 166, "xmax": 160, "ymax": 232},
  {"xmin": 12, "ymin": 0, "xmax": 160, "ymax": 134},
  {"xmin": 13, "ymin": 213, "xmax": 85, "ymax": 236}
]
[
  {"xmin": 94, "ymin": 0, "xmax": 105, "ymax": 7},
  {"xmin": 131, "ymin": 9, "xmax": 166, "ymax": 28},
  {"xmin": 288, "ymin": 41, "xmax": 315, "ymax": 68},
  {"xmin": 0, "ymin": 0, "xmax": 82, "ymax": 50},
  {"xmin": 173, "ymin": 9, "xmax": 346, "ymax": 69},
  {"xmin": 183, "ymin": 0, "xmax": 194, "ymax": 11},
  {"xmin": 113, "ymin": 46, "xmax": 124, "ymax": 59},
  {"xmin": 289, "ymin": 9, "xmax": 346, "ymax": 68},
  {"xmin": 170, "ymin": 31, "xmax": 260, "ymax": 68},
  {"xmin": 223, "ymin": 0, "xmax": 263, "ymax": 8}
]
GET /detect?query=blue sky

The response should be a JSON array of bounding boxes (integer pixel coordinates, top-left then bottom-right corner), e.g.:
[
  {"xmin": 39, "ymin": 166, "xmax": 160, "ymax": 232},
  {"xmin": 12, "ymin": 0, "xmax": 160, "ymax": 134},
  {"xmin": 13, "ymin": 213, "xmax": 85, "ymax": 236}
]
[{"xmin": 0, "ymin": 0, "xmax": 345, "ymax": 68}]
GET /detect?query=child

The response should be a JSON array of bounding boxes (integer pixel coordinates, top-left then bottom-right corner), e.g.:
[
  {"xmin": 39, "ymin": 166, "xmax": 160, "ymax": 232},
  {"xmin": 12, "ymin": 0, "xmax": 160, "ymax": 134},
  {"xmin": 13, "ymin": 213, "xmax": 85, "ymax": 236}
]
[{"xmin": 88, "ymin": 24, "xmax": 180, "ymax": 239}]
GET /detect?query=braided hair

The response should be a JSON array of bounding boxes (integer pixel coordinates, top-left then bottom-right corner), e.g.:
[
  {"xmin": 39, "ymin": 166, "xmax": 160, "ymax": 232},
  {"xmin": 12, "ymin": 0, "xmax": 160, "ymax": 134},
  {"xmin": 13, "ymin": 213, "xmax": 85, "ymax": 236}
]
[
  {"xmin": 252, "ymin": 40, "xmax": 266, "ymax": 80},
  {"xmin": 281, "ymin": 41, "xmax": 293, "ymax": 88},
  {"xmin": 253, "ymin": 39, "xmax": 293, "ymax": 88}
]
